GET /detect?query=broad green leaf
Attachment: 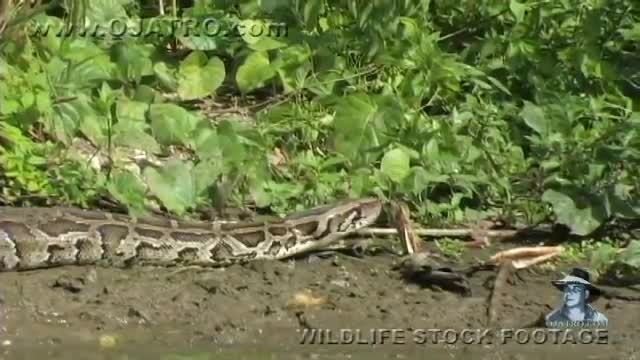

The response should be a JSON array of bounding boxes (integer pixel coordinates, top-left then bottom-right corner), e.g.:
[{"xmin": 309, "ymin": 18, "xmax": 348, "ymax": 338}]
[
  {"xmin": 249, "ymin": 180, "xmax": 271, "ymax": 208},
  {"xmin": 408, "ymin": 167, "xmax": 448, "ymax": 194},
  {"xmin": 239, "ymin": 20, "xmax": 287, "ymax": 51},
  {"xmin": 178, "ymin": 36, "xmax": 221, "ymax": 51},
  {"xmin": 117, "ymin": 99, "xmax": 148, "ymax": 122},
  {"xmin": 149, "ymin": 103, "xmax": 199, "ymax": 145},
  {"xmin": 177, "ymin": 54, "xmax": 225, "ymax": 100},
  {"xmin": 303, "ymin": 0, "xmax": 322, "ymax": 29},
  {"xmin": 486, "ymin": 76, "xmax": 512, "ymax": 95},
  {"xmin": 590, "ymin": 243, "xmax": 619, "ymax": 273},
  {"xmin": 134, "ymin": 85, "xmax": 158, "ymax": 103},
  {"xmin": 144, "ymin": 160, "xmax": 196, "ymax": 215},
  {"xmin": 58, "ymin": 42, "xmax": 113, "ymax": 87},
  {"xmin": 509, "ymin": 0, "xmax": 527, "ymax": 22},
  {"xmin": 153, "ymin": 62, "xmax": 178, "ymax": 91},
  {"xmin": 85, "ymin": 0, "xmax": 129, "ymax": 23},
  {"xmin": 519, "ymin": 101, "xmax": 549, "ymax": 135},
  {"xmin": 181, "ymin": 51, "xmax": 208, "ymax": 67},
  {"xmin": 273, "ymin": 45, "xmax": 312, "ymax": 92},
  {"xmin": 621, "ymin": 240, "xmax": 640, "ymax": 268},
  {"xmin": 112, "ymin": 120, "xmax": 160, "ymax": 153},
  {"xmin": 112, "ymin": 43, "xmax": 154, "ymax": 83},
  {"xmin": 217, "ymin": 120, "xmax": 246, "ymax": 165},
  {"xmin": 192, "ymin": 159, "xmax": 221, "ymax": 195},
  {"xmin": 106, "ymin": 170, "xmax": 147, "ymax": 217},
  {"xmin": 192, "ymin": 127, "xmax": 222, "ymax": 161},
  {"xmin": 619, "ymin": 23, "xmax": 640, "ymax": 42},
  {"xmin": 332, "ymin": 93, "xmax": 378, "ymax": 160},
  {"xmin": 51, "ymin": 95, "xmax": 94, "ymax": 144},
  {"xmin": 380, "ymin": 148, "xmax": 411, "ymax": 183},
  {"xmin": 542, "ymin": 189, "xmax": 604, "ymax": 236},
  {"xmin": 236, "ymin": 51, "xmax": 275, "ymax": 93},
  {"xmin": 79, "ymin": 113, "xmax": 108, "ymax": 146}
]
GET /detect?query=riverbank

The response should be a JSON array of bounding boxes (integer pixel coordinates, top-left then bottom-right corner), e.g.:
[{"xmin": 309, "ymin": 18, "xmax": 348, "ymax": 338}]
[{"xmin": 0, "ymin": 247, "xmax": 638, "ymax": 359}]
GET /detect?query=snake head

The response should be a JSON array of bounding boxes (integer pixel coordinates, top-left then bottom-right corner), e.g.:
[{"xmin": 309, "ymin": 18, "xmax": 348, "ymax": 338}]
[{"xmin": 331, "ymin": 198, "xmax": 383, "ymax": 233}]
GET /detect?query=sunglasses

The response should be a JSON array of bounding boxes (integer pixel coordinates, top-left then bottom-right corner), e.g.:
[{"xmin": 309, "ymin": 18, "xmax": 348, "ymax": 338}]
[{"xmin": 564, "ymin": 283, "xmax": 587, "ymax": 293}]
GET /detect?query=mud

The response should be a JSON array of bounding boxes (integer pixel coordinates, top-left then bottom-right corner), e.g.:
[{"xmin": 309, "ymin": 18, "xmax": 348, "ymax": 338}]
[{"xmin": 0, "ymin": 245, "xmax": 638, "ymax": 359}]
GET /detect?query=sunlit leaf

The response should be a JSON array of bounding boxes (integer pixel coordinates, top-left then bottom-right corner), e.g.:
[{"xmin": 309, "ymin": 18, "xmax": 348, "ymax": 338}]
[
  {"xmin": 381, "ymin": 147, "xmax": 411, "ymax": 183},
  {"xmin": 236, "ymin": 51, "xmax": 275, "ymax": 93}
]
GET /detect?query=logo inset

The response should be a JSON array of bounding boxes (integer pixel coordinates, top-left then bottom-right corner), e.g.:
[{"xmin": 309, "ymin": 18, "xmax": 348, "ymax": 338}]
[{"xmin": 545, "ymin": 267, "xmax": 608, "ymax": 328}]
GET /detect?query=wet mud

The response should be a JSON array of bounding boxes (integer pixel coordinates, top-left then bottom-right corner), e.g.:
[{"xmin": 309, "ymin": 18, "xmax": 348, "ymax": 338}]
[{"xmin": 0, "ymin": 247, "xmax": 638, "ymax": 359}]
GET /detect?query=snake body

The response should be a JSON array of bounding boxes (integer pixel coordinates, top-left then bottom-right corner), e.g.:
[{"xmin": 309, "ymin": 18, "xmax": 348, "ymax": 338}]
[{"xmin": 0, "ymin": 199, "xmax": 382, "ymax": 271}]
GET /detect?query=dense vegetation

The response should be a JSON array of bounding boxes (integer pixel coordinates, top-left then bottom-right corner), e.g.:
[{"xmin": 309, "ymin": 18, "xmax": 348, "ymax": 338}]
[{"xmin": 1, "ymin": 0, "xmax": 639, "ymax": 269}]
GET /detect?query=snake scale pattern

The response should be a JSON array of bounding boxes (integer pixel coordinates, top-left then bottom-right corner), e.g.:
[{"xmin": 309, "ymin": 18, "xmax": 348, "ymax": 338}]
[{"xmin": 0, "ymin": 198, "xmax": 382, "ymax": 271}]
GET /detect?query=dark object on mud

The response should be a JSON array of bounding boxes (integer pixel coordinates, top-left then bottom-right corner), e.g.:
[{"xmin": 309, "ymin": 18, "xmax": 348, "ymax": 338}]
[
  {"xmin": 395, "ymin": 253, "xmax": 473, "ymax": 296},
  {"xmin": 51, "ymin": 275, "xmax": 87, "ymax": 293}
]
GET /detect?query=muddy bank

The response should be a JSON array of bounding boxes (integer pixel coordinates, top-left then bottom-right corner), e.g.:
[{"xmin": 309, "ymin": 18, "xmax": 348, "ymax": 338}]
[{"xmin": 0, "ymin": 246, "xmax": 638, "ymax": 358}]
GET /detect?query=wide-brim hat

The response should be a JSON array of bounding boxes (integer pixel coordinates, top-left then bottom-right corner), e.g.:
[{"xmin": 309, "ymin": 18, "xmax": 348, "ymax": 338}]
[{"xmin": 551, "ymin": 267, "xmax": 602, "ymax": 299}]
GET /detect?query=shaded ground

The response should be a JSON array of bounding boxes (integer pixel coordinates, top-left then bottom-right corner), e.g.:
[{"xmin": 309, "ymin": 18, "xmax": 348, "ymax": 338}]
[{"xmin": 0, "ymin": 243, "xmax": 638, "ymax": 359}]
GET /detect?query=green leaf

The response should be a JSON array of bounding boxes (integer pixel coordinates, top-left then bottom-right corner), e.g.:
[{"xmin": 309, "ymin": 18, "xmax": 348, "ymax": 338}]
[
  {"xmin": 332, "ymin": 93, "xmax": 378, "ymax": 161},
  {"xmin": 106, "ymin": 170, "xmax": 147, "ymax": 217},
  {"xmin": 79, "ymin": 113, "xmax": 108, "ymax": 146},
  {"xmin": 51, "ymin": 95, "xmax": 94, "ymax": 144},
  {"xmin": 509, "ymin": 0, "xmax": 527, "ymax": 22},
  {"xmin": 192, "ymin": 159, "xmax": 221, "ymax": 195},
  {"xmin": 238, "ymin": 19, "xmax": 287, "ymax": 51},
  {"xmin": 542, "ymin": 189, "xmax": 604, "ymax": 236},
  {"xmin": 380, "ymin": 148, "xmax": 411, "ymax": 183},
  {"xmin": 85, "ymin": 0, "xmax": 129, "ymax": 23},
  {"xmin": 153, "ymin": 62, "xmax": 178, "ymax": 91},
  {"xmin": 112, "ymin": 120, "xmax": 160, "ymax": 154},
  {"xmin": 217, "ymin": 120, "xmax": 247, "ymax": 165},
  {"xmin": 177, "ymin": 53, "xmax": 225, "ymax": 100},
  {"xmin": 619, "ymin": 23, "xmax": 640, "ymax": 42},
  {"xmin": 144, "ymin": 160, "xmax": 196, "ymax": 215},
  {"xmin": 178, "ymin": 36, "xmax": 221, "ymax": 51},
  {"xmin": 590, "ymin": 243, "xmax": 619, "ymax": 273},
  {"xmin": 134, "ymin": 85, "xmax": 158, "ymax": 103},
  {"xmin": 148, "ymin": 104, "xmax": 199, "ymax": 145},
  {"xmin": 620, "ymin": 240, "xmax": 640, "ymax": 268},
  {"xmin": 112, "ymin": 43, "xmax": 154, "ymax": 83},
  {"xmin": 236, "ymin": 51, "xmax": 275, "ymax": 93},
  {"xmin": 117, "ymin": 99, "xmax": 148, "ymax": 122},
  {"xmin": 191, "ymin": 127, "xmax": 221, "ymax": 161},
  {"xmin": 604, "ymin": 185, "xmax": 640, "ymax": 219},
  {"xmin": 519, "ymin": 101, "xmax": 550, "ymax": 135}
]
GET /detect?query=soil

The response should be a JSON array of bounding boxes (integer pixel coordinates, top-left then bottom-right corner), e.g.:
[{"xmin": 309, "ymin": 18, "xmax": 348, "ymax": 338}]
[{"xmin": 0, "ymin": 242, "xmax": 638, "ymax": 359}]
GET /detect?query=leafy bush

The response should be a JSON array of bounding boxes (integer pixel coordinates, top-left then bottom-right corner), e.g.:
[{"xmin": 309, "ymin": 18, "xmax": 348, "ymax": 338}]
[{"xmin": 0, "ymin": 0, "xmax": 639, "ymax": 239}]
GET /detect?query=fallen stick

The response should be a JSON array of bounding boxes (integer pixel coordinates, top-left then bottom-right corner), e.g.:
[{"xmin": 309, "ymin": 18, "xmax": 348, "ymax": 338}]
[
  {"xmin": 487, "ymin": 262, "xmax": 513, "ymax": 327},
  {"xmin": 355, "ymin": 227, "xmax": 519, "ymax": 238}
]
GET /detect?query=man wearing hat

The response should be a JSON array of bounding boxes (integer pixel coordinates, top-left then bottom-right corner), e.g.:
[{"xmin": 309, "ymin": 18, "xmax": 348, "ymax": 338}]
[{"xmin": 545, "ymin": 267, "xmax": 608, "ymax": 328}]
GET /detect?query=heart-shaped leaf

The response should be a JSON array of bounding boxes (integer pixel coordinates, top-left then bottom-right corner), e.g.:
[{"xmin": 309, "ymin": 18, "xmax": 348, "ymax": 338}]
[
  {"xmin": 236, "ymin": 51, "xmax": 275, "ymax": 93},
  {"xmin": 177, "ymin": 52, "xmax": 225, "ymax": 100}
]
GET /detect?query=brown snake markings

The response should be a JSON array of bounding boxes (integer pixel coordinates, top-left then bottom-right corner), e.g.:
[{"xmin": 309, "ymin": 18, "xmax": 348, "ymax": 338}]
[{"xmin": 0, "ymin": 198, "xmax": 382, "ymax": 271}]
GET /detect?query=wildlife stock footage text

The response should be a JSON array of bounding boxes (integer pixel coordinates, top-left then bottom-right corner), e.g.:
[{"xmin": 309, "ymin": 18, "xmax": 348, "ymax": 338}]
[{"xmin": 297, "ymin": 327, "xmax": 609, "ymax": 346}]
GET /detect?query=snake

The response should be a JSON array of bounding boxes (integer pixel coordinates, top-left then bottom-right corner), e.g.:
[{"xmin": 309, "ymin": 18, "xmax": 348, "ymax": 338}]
[{"xmin": 0, "ymin": 198, "xmax": 383, "ymax": 271}]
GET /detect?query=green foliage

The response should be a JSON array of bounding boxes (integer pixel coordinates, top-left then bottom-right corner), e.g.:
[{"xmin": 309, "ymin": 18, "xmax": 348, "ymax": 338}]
[{"xmin": 0, "ymin": 0, "xmax": 638, "ymax": 251}]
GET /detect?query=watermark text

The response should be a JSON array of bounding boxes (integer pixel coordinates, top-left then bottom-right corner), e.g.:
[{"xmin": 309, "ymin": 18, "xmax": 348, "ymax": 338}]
[
  {"xmin": 28, "ymin": 18, "xmax": 288, "ymax": 39},
  {"xmin": 298, "ymin": 328, "xmax": 609, "ymax": 345}
]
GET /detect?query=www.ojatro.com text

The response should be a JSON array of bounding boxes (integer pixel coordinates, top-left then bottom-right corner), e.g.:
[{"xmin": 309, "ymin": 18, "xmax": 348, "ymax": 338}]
[
  {"xmin": 28, "ymin": 18, "xmax": 288, "ymax": 39},
  {"xmin": 298, "ymin": 328, "xmax": 609, "ymax": 345}
]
